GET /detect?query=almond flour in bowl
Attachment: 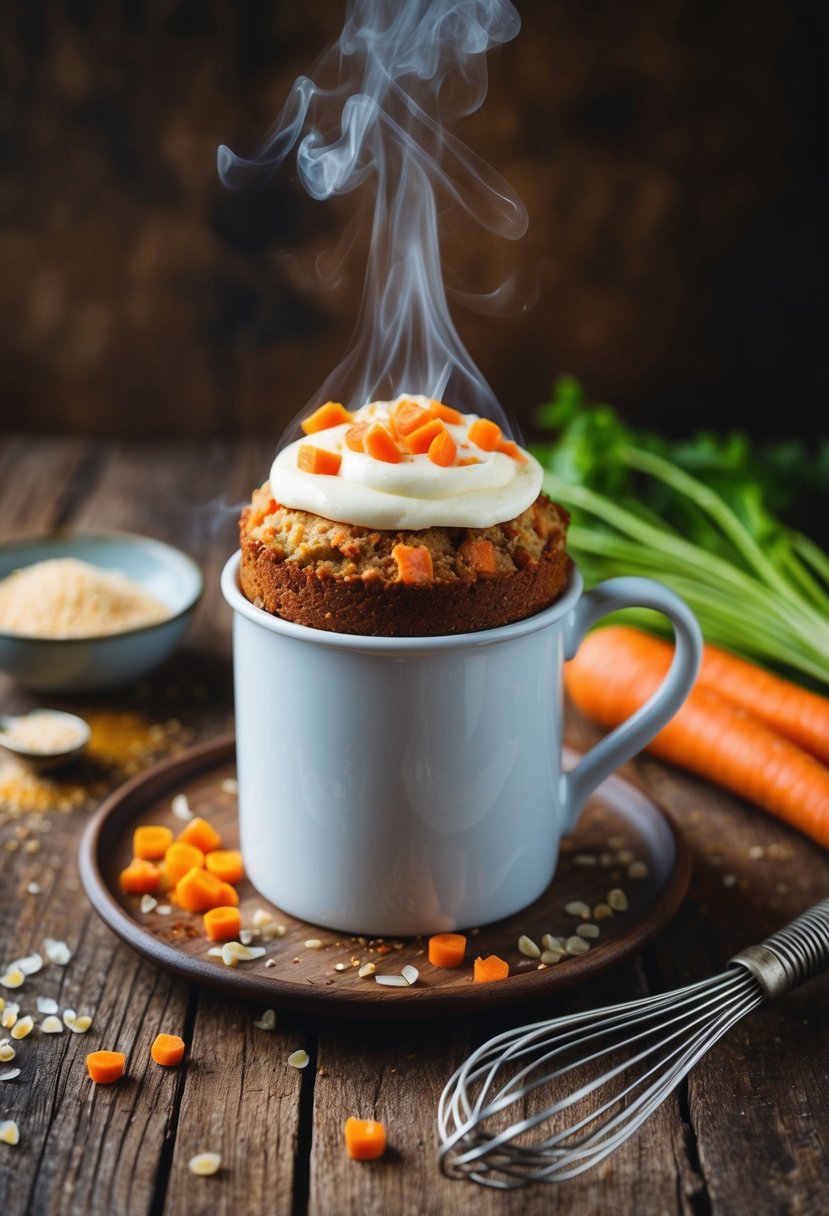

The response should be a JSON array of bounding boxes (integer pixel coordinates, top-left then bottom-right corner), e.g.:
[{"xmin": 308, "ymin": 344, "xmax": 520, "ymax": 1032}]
[{"xmin": 0, "ymin": 558, "xmax": 169, "ymax": 639}]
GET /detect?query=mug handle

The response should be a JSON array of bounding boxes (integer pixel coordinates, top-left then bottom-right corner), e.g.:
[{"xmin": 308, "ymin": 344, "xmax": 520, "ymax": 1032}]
[{"xmin": 561, "ymin": 576, "xmax": 703, "ymax": 830}]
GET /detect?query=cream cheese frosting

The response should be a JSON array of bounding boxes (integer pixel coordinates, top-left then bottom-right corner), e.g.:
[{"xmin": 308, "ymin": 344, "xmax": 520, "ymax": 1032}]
[{"xmin": 270, "ymin": 396, "xmax": 543, "ymax": 529}]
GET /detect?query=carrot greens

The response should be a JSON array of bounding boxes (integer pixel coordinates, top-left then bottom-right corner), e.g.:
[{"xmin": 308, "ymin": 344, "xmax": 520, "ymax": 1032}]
[{"xmin": 532, "ymin": 377, "xmax": 829, "ymax": 689}]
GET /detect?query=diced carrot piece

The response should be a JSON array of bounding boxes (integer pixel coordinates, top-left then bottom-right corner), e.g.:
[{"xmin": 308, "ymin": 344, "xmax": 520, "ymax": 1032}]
[
  {"xmin": 164, "ymin": 840, "xmax": 206, "ymax": 885},
  {"xmin": 301, "ymin": 402, "xmax": 353, "ymax": 434},
  {"xmin": 364, "ymin": 423, "xmax": 402, "ymax": 464},
  {"xmin": 391, "ymin": 543, "xmax": 433, "ymax": 585},
  {"xmin": 427, "ymin": 428, "xmax": 457, "ymax": 467},
  {"xmin": 297, "ymin": 444, "xmax": 342, "ymax": 476},
  {"xmin": 495, "ymin": 437, "xmax": 528, "ymax": 463},
  {"xmin": 174, "ymin": 867, "xmax": 239, "ymax": 913},
  {"xmin": 86, "ymin": 1050, "xmax": 126, "ymax": 1084},
  {"xmin": 467, "ymin": 418, "xmax": 502, "ymax": 451},
  {"xmin": 203, "ymin": 905, "xmax": 242, "ymax": 942},
  {"xmin": 405, "ymin": 418, "xmax": 444, "ymax": 455},
  {"xmin": 204, "ymin": 849, "xmax": 245, "ymax": 885},
  {"xmin": 457, "ymin": 457, "xmax": 480, "ymax": 466},
  {"xmin": 345, "ymin": 423, "xmax": 369, "ymax": 452},
  {"xmin": 150, "ymin": 1033, "xmax": 186, "ymax": 1067},
  {"xmin": 428, "ymin": 933, "xmax": 467, "ymax": 968},
  {"xmin": 473, "ymin": 955, "xmax": 510, "ymax": 983},
  {"xmin": 459, "ymin": 537, "xmax": 496, "ymax": 574},
  {"xmin": 393, "ymin": 400, "xmax": 430, "ymax": 435},
  {"xmin": 344, "ymin": 1117, "xmax": 387, "ymax": 1160},
  {"xmin": 428, "ymin": 400, "xmax": 462, "ymax": 424},
  {"xmin": 177, "ymin": 817, "xmax": 222, "ymax": 854},
  {"xmin": 133, "ymin": 825, "xmax": 174, "ymax": 861},
  {"xmin": 119, "ymin": 858, "xmax": 163, "ymax": 895}
]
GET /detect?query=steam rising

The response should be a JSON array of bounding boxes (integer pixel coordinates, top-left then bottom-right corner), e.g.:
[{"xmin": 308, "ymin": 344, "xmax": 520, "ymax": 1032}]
[{"xmin": 218, "ymin": 0, "xmax": 525, "ymax": 433}]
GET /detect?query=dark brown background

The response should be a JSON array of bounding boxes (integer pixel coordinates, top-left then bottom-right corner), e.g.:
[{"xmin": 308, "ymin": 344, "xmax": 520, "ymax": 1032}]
[{"xmin": 1, "ymin": 0, "xmax": 827, "ymax": 446}]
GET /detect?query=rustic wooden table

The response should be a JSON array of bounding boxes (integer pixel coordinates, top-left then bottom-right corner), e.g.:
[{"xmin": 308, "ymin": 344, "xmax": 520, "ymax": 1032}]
[{"xmin": 0, "ymin": 437, "xmax": 827, "ymax": 1216}]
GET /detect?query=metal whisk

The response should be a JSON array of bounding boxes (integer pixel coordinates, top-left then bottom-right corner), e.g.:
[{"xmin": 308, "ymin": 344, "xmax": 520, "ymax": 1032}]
[{"xmin": 438, "ymin": 899, "xmax": 829, "ymax": 1188}]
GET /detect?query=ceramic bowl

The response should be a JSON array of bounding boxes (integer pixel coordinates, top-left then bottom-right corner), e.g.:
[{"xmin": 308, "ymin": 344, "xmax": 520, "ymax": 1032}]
[{"xmin": 0, "ymin": 532, "xmax": 203, "ymax": 694}]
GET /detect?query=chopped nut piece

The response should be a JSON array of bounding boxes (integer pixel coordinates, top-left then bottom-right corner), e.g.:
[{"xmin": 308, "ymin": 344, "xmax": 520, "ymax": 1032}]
[
  {"xmin": 304, "ymin": 939, "xmax": 323, "ymax": 950},
  {"xmin": 540, "ymin": 947, "xmax": 565, "ymax": 964},
  {"xmin": 253, "ymin": 1008, "xmax": 276, "ymax": 1031},
  {"xmin": 171, "ymin": 794, "xmax": 193, "ymax": 821},
  {"xmin": 0, "ymin": 1068, "xmax": 20, "ymax": 1081},
  {"xmin": 36, "ymin": 997, "xmax": 58, "ymax": 1015},
  {"xmin": 288, "ymin": 1049, "xmax": 309, "ymax": 1069},
  {"xmin": 188, "ymin": 1152, "xmax": 221, "ymax": 1176},
  {"xmin": 14, "ymin": 954, "xmax": 43, "ymax": 976},
  {"xmin": 401, "ymin": 965, "xmax": 419, "ymax": 985},
  {"xmin": 140, "ymin": 894, "xmax": 158, "ymax": 913},
  {"xmin": 576, "ymin": 924, "xmax": 600, "ymax": 939},
  {"xmin": 10, "ymin": 1015, "xmax": 33, "ymax": 1039},
  {"xmin": 252, "ymin": 909, "xmax": 273, "ymax": 929},
  {"xmin": 2, "ymin": 1006, "xmax": 19, "ymax": 1029},
  {"xmin": 748, "ymin": 845, "xmax": 765, "ymax": 860},
  {"xmin": 0, "ymin": 1119, "xmax": 20, "ymax": 1145},
  {"xmin": 517, "ymin": 935, "xmax": 541, "ymax": 959},
  {"xmin": 593, "ymin": 903, "xmax": 613, "ymax": 920},
  {"xmin": 220, "ymin": 778, "xmax": 238, "ymax": 795},
  {"xmin": 334, "ymin": 963, "xmax": 349, "ymax": 972},
  {"xmin": 607, "ymin": 835, "xmax": 627, "ymax": 850},
  {"xmin": 43, "ymin": 939, "xmax": 71, "ymax": 965},
  {"xmin": 616, "ymin": 849, "xmax": 635, "ymax": 865},
  {"xmin": 374, "ymin": 974, "xmax": 409, "ymax": 987},
  {"xmin": 564, "ymin": 936, "xmax": 590, "ymax": 956},
  {"xmin": 0, "ymin": 1042, "xmax": 15, "ymax": 1063},
  {"xmin": 541, "ymin": 933, "xmax": 564, "ymax": 951},
  {"xmin": 40, "ymin": 1015, "xmax": 63, "ymax": 1033},
  {"xmin": 564, "ymin": 900, "xmax": 591, "ymax": 919},
  {"xmin": 573, "ymin": 854, "xmax": 597, "ymax": 866},
  {"xmin": 265, "ymin": 959, "xmax": 276, "ymax": 968},
  {"xmin": 0, "ymin": 970, "xmax": 24, "ymax": 990},
  {"xmin": 26, "ymin": 883, "xmax": 41, "ymax": 895},
  {"xmin": 156, "ymin": 905, "xmax": 172, "ymax": 916},
  {"xmin": 358, "ymin": 963, "xmax": 376, "ymax": 978},
  {"xmin": 627, "ymin": 861, "xmax": 648, "ymax": 879},
  {"xmin": 239, "ymin": 930, "xmax": 254, "ymax": 946},
  {"xmin": 607, "ymin": 888, "xmax": 629, "ymax": 912}
]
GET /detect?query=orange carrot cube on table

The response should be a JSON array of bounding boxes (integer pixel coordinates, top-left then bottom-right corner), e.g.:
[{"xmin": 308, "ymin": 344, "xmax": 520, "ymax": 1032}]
[
  {"xmin": 473, "ymin": 955, "xmax": 509, "ymax": 983},
  {"xmin": 119, "ymin": 859, "xmax": 163, "ymax": 895},
  {"xmin": 174, "ymin": 867, "xmax": 239, "ymax": 913},
  {"xmin": 164, "ymin": 841, "xmax": 205, "ymax": 885},
  {"xmin": 204, "ymin": 849, "xmax": 245, "ymax": 885},
  {"xmin": 86, "ymin": 1050, "xmax": 126, "ymax": 1084},
  {"xmin": 150, "ymin": 1033, "xmax": 186, "ymax": 1067},
  {"xmin": 428, "ymin": 933, "xmax": 467, "ymax": 968},
  {"xmin": 133, "ymin": 825, "xmax": 174, "ymax": 861},
  {"xmin": 344, "ymin": 1117, "xmax": 387, "ymax": 1160},
  {"xmin": 177, "ymin": 816, "xmax": 222, "ymax": 854},
  {"xmin": 203, "ymin": 906, "xmax": 242, "ymax": 942}
]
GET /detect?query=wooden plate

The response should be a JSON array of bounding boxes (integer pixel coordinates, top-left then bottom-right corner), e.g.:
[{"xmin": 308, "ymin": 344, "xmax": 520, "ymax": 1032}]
[{"xmin": 79, "ymin": 736, "xmax": 691, "ymax": 1019}]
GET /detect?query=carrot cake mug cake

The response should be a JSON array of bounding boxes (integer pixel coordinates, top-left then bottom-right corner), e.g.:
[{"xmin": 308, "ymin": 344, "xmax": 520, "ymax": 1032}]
[{"xmin": 222, "ymin": 396, "xmax": 702, "ymax": 934}]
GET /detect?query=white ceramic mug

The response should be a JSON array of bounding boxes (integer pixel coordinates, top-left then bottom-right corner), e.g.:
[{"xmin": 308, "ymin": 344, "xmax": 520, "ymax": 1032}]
[{"xmin": 222, "ymin": 554, "xmax": 701, "ymax": 935}]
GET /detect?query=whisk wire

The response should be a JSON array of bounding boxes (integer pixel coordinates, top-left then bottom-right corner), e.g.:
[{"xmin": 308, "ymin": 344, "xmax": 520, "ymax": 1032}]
[{"xmin": 435, "ymin": 900, "xmax": 829, "ymax": 1193}]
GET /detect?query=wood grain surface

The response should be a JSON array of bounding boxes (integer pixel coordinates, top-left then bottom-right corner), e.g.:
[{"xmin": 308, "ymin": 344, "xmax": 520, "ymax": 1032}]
[{"xmin": 1, "ymin": 438, "xmax": 827, "ymax": 1216}]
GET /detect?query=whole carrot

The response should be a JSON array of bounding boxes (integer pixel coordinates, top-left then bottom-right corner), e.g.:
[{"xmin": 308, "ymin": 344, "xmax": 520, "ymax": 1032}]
[
  {"xmin": 565, "ymin": 627, "xmax": 829, "ymax": 849},
  {"xmin": 698, "ymin": 642, "xmax": 829, "ymax": 764}
]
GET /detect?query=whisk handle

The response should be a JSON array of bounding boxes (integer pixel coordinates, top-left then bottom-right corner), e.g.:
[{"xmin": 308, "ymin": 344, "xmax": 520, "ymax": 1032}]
[{"xmin": 730, "ymin": 898, "xmax": 829, "ymax": 1001}]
